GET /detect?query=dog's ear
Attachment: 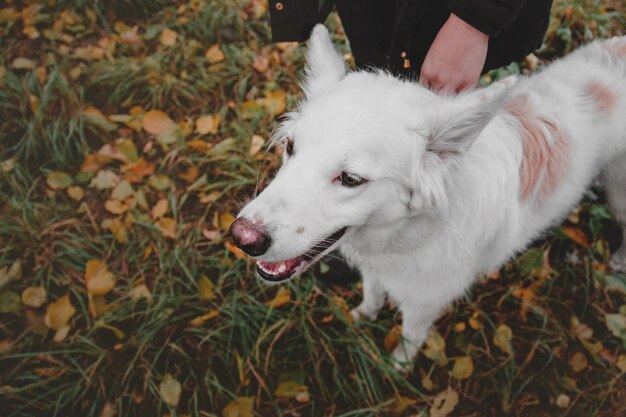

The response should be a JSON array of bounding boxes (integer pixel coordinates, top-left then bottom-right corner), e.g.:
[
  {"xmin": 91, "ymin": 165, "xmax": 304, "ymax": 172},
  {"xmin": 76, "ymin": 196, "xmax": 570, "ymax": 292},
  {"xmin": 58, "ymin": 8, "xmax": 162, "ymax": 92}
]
[
  {"xmin": 304, "ymin": 24, "xmax": 346, "ymax": 97},
  {"xmin": 425, "ymin": 87, "xmax": 509, "ymax": 157}
]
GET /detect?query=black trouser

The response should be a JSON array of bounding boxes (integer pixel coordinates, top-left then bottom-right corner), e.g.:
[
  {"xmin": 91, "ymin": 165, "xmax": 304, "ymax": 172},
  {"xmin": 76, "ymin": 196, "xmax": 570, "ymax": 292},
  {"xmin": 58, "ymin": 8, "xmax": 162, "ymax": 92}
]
[{"xmin": 335, "ymin": 0, "xmax": 551, "ymax": 79}]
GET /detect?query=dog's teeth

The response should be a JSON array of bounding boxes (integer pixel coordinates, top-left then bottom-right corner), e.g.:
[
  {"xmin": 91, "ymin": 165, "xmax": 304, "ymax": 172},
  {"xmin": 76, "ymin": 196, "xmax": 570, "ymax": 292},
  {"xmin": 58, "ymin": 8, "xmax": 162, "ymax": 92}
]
[{"xmin": 278, "ymin": 263, "xmax": 286, "ymax": 273}]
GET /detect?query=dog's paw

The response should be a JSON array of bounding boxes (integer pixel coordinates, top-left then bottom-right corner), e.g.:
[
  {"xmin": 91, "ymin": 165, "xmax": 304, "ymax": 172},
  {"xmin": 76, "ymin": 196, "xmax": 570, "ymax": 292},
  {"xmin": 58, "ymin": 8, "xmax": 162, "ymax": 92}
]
[
  {"xmin": 349, "ymin": 305, "xmax": 377, "ymax": 322},
  {"xmin": 390, "ymin": 344, "xmax": 417, "ymax": 373}
]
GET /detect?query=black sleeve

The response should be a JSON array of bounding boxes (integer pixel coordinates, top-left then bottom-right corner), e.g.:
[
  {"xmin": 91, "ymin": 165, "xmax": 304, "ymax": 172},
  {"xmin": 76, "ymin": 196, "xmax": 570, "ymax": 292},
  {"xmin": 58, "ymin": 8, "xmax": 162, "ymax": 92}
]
[
  {"xmin": 448, "ymin": 0, "xmax": 530, "ymax": 37},
  {"xmin": 269, "ymin": 0, "xmax": 336, "ymax": 42}
]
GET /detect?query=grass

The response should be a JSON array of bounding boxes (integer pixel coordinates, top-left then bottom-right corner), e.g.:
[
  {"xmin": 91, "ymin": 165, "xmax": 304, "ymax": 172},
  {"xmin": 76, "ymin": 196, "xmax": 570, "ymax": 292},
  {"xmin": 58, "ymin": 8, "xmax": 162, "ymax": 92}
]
[{"xmin": 0, "ymin": 0, "xmax": 625, "ymax": 416}]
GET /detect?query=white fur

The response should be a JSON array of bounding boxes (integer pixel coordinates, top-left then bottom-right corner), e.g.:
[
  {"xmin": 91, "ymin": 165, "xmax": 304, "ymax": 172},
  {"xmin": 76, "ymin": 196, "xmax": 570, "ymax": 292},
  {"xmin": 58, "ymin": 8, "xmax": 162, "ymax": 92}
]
[{"xmin": 237, "ymin": 25, "xmax": 626, "ymax": 368}]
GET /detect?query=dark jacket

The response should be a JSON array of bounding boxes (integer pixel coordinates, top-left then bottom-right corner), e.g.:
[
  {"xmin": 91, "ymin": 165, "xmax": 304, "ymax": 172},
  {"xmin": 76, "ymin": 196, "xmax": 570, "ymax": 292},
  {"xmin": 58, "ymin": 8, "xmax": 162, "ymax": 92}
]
[{"xmin": 268, "ymin": 0, "xmax": 553, "ymax": 76}]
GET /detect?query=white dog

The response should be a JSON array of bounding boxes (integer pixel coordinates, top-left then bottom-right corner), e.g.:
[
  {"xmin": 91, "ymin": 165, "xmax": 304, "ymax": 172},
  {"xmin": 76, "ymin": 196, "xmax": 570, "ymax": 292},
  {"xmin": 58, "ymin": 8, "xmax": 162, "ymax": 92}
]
[{"xmin": 231, "ymin": 25, "xmax": 626, "ymax": 367}]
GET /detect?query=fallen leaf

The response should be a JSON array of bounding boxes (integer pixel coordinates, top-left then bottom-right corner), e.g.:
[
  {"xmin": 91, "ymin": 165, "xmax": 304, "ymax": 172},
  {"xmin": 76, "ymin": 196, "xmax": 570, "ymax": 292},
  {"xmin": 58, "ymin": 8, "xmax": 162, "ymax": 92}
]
[
  {"xmin": 384, "ymin": 325, "xmax": 402, "ymax": 352},
  {"xmin": 85, "ymin": 260, "xmax": 116, "ymax": 296},
  {"xmin": 617, "ymin": 355, "xmax": 626, "ymax": 372},
  {"xmin": 178, "ymin": 165, "xmax": 198, "ymax": 183},
  {"xmin": 121, "ymin": 158, "xmax": 155, "ymax": 182},
  {"xmin": 0, "ymin": 261, "xmax": 21, "ymax": 287},
  {"xmin": 22, "ymin": 286, "xmax": 46, "ymax": 308},
  {"xmin": 571, "ymin": 316, "xmax": 593, "ymax": 340},
  {"xmin": 88, "ymin": 293, "xmax": 107, "ymax": 319},
  {"xmin": 265, "ymin": 287, "xmax": 291, "ymax": 308},
  {"xmin": 156, "ymin": 217, "xmax": 176, "ymax": 238},
  {"xmin": 160, "ymin": 28, "xmax": 177, "ymax": 46},
  {"xmin": 493, "ymin": 324, "xmax": 514, "ymax": 355},
  {"xmin": 105, "ymin": 198, "xmax": 133, "ymax": 214},
  {"xmin": 90, "ymin": 170, "xmax": 120, "ymax": 189},
  {"xmin": 249, "ymin": 134, "xmax": 265, "ymax": 156},
  {"xmin": 570, "ymin": 351, "xmax": 588, "ymax": 373},
  {"xmin": 151, "ymin": 198, "xmax": 168, "ymax": 220},
  {"xmin": 12, "ymin": 57, "xmax": 34, "ymax": 70},
  {"xmin": 142, "ymin": 110, "xmax": 177, "ymax": 136},
  {"xmin": 45, "ymin": 294, "xmax": 75, "ymax": 330},
  {"xmin": 257, "ymin": 91, "xmax": 286, "ymax": 117},
  {"xmin": 102, "ymin": 217, "xmax": 128, "ymax": 243},
  {"xmin": 159, "ymin": 374, "xmax": 181, "ymax": 406},
  {"xmin": 81, "ymin": 153, "xmax": 111, "ymax": 173},
  {"xmin": 274, "ymin": 380, "xmax": 309, "ymax": 398},
  {"xmin": 130, "ymin": 283, "xmax": 152, "ymax": 302},
  {"xmin": 195, "ymin": 114, "xmax": 221, "ymax": 135},
  {"xmin": 205, "ymin": 44, "xmax": 225, "ymax": 63},
  {"xmin": 253, "ymin": 54, "xmax": 269, "ymax": 73},
  {"xmin": 198, "ymin": 276, "xmax": 216, "ymax": 301},
  {"xmin": 47, "ymin": 172, "xmax": 73, "ymax": 190},
  {"xmin": 0, "ymin": 290, "xmax": 22, "ymax": 313},
  {"xmin": 423, "ymin": 331, "xmax": 447, "ymax": 365},
  {"xmin": 187, "ymin": 139, "xmax": 212, "ymax": 153},
  {"xmin": 562, "ymin": 226, "xmax": 590, "ymax": 247},
  {"xmin": 430, "ymin": 388, "xmax": 459, "ymax": 417},
  {"xmin": 391, "ymin": 395, "xmax": 417, "ymax": 415},
  {"xmin": 189, "ymin": 310, "xmax": 220, "ymax": 326},
  {"xmin": 67, "ymin": 186, "xmax": 85, "ymax": 201},
  {"xmin": 2, "ymin": 158, "xmax": 15, "ymax": 172},
  {"xmin": 148, "ymin": 174, "xmax": 173, "ymax": 191},
  {"xmin": 111, "ymin": 180, "xmax": 134, "ymax": 200},
  {"xmin": 53, "ymin": 325, "xmax": 71, "ymax": 342},
  {"xmin": 605, "ymin": 313, "xmax": 626, "ymax": 339},
  {"xmin": 450, "ymin": 356, "xmax": 473, "ymax": 380},
  {"xmin": 223, "ymin": 397, "xmax": 253, "ymax": 417},
  {"xmin": 556, "ymin": 394, "xmax": 570, "ymax": 408},
  {"xmin": 219, "ymin": 212, "xmax": 236, "ymax": 231}
]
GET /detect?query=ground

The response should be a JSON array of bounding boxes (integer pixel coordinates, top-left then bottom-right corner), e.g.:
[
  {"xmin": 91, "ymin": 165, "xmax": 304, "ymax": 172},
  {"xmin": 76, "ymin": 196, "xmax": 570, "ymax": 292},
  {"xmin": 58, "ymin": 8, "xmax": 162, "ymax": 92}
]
[{"xmin": 0, "ymin": 1, "xmax": 625, "ymax": 416}]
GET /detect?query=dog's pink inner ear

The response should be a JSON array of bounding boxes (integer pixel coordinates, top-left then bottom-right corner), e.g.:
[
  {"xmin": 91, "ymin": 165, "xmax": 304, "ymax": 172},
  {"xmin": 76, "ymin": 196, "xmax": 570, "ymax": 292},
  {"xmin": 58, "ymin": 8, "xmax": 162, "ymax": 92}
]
[{"xmin": 505, "ymin": 94, "xmax": 569, "ymax": 200}]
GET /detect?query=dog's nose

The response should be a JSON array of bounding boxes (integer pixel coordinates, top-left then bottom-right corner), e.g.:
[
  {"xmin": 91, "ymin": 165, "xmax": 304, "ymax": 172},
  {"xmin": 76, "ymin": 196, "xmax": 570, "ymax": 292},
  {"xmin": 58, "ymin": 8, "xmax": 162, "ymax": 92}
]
[{"xmin": 229, "ymin": 217, "xmax": 271, "ymax": 256}]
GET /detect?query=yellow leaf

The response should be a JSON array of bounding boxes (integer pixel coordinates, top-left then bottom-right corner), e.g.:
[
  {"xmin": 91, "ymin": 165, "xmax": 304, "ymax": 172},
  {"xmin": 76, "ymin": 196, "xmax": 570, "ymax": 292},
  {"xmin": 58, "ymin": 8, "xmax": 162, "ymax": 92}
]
[
  {"xmin": 265, "ymin": 287, "xmax": 291, "ymax": 308},
  {"xmin": 616, "ymin": 355, "xmax": 626, "ymax": 372},
  {"xmin": 23, "ymin": 25, "xmax": 40, "ymax": 39},
  {"xmin": 454, "ymin": 322, "xmax": 466, "ymax": 332},
  {"xmin": 571, "ymin": 316, "xmax": 593, "ymax": 340},
  {"xmin": 45, "ymin": 294, "xmax": 75, "ymax": 330},
  {"xmin": 178, "ymin": 165, "xmax": 198, "ymax": 183},
  {"xmin": 274, "ymin": 380, "xmax": 309, "ymax": 398},
  {"xmin": 187, "ymin": 139, "xmax": 212, "ymax": 153},
  {"xmin": 160, "ymin": 28, "xmax": 177, "ymax": 46},
  {"xmin": 450, "ymin": 356, "xmax": 473, "ymax": 380},
  {"xmin": 159, "ymin": 374, "xmax": 181, "ymax": 406},
  {"xmin": 195, "ymin": 114, "xmax": 221, "ymax": 135},
  {"xmin": 88, "ymin": 293, "xmax": 107, "ymax": 319},
  {"xmin": 85, "ymin": 260, "xmax": 116, "ymax": 296},
  {"xmin": 493, "ymin": 324, "xmax": 514, "ymax": 355},
  {"xmin": 423, "ymin": 331, "xmax": 447, "ymax": 365},
  {"xmin": 102, "ymin": 217, "xmax": 128, "ymax": 243},
  {"xmin": 90, "ymin": 170, "xmax": 120, "ymax": 189},
  {"xmin": 570, "ymin": 351, "xmax": 588, "ymax": 373},
  {"xmin": 12, "ymin": 57, "xmax": 34, "ymax": 70},
  {"xmin": 67, "ymin": 186, "xmax": 85, "ymax": 201},
  {"xmin": 111, "ymin": 179, "xmax": 134, "ymax": 200},
  {"xmin": 142, "ymin": 110, "xmax": 177, "ymax": 136},
  {"xmin": 147, "ymin": 174, "xmax": 173, "ymax": 191},
  {"xmin": 430, "ymin": 388, "xmax": 459, "ymax": 417},
  {"xmin": 257, "ymin": 91, "xmax": 286, "ymax": 117},
  {"xmin": 130, "ymin": 283, "xmax": 152, "ymax": 302},
  {"xmin": 556, "ymin": 394, "xmax": 570, "ymax": 409},
  {"xmin": 22, "ymin": 286, "xmax": 46, "ymax": 308},
  {"xmin": 249, "ymin": 134, "xmax": 265, "ymax": 156},
  {"xmin": 156, "ymin": 217, "xmax": 176, "ymax": 239},
  {"xmin": 47, "ymin": 172, "xmax": 72, "ymax": 190},
  {"xmin": 53, "ymin": 325, "xmax": 71, "ymax": 343},
  {"xmin": 121, "ymin": 158, "xmax": 155, "ymax": 182},
  {"xmin": 205, "ymin": 44, "xmax": 225, "ymax": 63},
  {"xmin": 0, "ymin": 261, "xmax": 21, "ymax": 287},
  {"xmin": 105, "ymin": 198, "xmax": 132, "ymax": 214},
  {"xmin": 219, "ymin": 212, "xmax": 236, "ymax": 231},
  {"xmin": 81, "ymin": 153, "xmax": 111, "ymax": 173},
  {"xmin": 151, "ymin": 198, "xmax": 169, "ymax": 220},
  {"xmin": 223, "ymin": 397, "xmax": 253, "ymax": 417},
  {"xmin": 189, "ymin": 309, "xmax": 220, "ymax": 326},
  {"xmin": 384, "ymin": 325, "xmax": 402, "ymax": 352},
  {"xmin": 198, "ymin": 276, "xmax": 216, "ymax": 301},
  {"xmin": 391, "ymin": 395, "xmax": 417, "ymax": 415}
]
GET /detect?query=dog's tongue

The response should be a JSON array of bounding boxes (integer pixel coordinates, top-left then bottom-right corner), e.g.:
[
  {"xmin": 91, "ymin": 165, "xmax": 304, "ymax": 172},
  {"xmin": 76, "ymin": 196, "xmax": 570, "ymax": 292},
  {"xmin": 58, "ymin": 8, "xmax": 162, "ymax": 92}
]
[{"xmin": 257, "ymin": 258, "xmax": 301, "ymax": 275}]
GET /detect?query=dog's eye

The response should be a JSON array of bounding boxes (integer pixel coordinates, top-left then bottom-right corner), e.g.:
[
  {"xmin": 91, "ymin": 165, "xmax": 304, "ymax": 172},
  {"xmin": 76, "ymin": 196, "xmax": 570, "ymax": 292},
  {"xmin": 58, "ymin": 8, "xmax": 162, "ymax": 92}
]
[
  {"xmin": 340, "ymin": 171, "xmax": 366, "ymax": 187},
  {"xmin": 285, "ymin": 139, "xmax": 294, "ymax": 156}
]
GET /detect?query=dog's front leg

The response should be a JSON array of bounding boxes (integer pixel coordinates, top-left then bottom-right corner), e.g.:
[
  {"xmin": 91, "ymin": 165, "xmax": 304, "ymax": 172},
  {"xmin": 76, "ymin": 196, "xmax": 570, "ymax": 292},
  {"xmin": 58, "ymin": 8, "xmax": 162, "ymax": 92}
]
[
  {"xmin": 391, "ymin": 302, "xmax": 442, "ymax": 371},
  {"xmin": 350, "ymin": 272, "xmax": 386, "ymax": 321}
]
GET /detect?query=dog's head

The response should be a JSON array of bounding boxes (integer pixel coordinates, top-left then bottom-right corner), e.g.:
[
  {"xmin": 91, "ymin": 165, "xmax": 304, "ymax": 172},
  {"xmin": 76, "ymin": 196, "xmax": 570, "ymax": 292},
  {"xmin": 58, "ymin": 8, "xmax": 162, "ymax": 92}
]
[{"xmin": 231, "ymin": 25, "xmax": 511, "ymax": 283}]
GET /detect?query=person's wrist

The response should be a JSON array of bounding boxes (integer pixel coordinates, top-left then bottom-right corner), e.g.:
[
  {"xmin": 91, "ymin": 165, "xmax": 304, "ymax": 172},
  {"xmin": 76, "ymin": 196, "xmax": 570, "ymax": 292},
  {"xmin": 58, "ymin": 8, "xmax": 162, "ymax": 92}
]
[{"xmin": 446, "ymin": 13, "xmax": 489, "ymax": 42}]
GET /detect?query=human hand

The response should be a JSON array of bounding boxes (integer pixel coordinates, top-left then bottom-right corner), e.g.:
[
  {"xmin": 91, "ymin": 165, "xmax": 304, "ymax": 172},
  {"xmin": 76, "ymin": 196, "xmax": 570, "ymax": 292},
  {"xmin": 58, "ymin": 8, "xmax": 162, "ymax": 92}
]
[{"xmin": 419, "ymin": 13, "xmax": 489, "ymax": 93}]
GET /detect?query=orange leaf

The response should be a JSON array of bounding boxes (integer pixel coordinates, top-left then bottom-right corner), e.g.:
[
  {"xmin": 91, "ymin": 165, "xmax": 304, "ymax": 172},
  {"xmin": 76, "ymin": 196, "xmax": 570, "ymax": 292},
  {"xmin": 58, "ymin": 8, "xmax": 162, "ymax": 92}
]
[
  {"xmin": 45, "ymin": 294, "xmax": 75, "ymax": 330},
  {"xmin": 156, "ymin": 217, "xmax": 176, "ymax": 238},
  {"xmin": 205, "ymin": 44, "xmax": 225, "ymax": 63},
  {"xmin": 142, "ymin": 110, "xmax": 176, "ymax": 136},
  {"xmin": 151, "ymin": 198, "xmax": 168, "ymax": 220},
  {"xmin": 265, "ymin": 287, "xmax": 291, "ymax": 308},
  {"xmin": 562, "ymin": 226, "xmax": 590, "ymax": 247},
  {"xmin": 195, "ymin": 114, "xmax": 221, "ymax": 135},
  {"xmin": 178, "ymin": 165, "xmax": 198, "ymax": 183},
  {"xmin": 160, "ymin": 28, "xmax": 177, "ymax": 46},
  {"xmin": 384, "ymin": 325, "xmax": 402, "ymax": 352}
]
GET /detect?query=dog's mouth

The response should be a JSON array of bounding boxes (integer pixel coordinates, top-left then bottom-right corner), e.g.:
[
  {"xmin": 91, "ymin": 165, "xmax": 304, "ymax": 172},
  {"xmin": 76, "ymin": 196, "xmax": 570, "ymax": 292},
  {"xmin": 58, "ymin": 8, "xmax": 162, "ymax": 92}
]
[{"xmin": 256, "ymin": 227, "xmax": 347, "ymax": 283}]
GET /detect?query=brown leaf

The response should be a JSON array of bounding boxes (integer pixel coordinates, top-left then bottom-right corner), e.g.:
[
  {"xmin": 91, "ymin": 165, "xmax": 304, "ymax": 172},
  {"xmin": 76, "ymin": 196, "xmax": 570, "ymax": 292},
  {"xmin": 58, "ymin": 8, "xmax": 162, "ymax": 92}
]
[
  {"xmin": 384, "ymin": 325, "xmax": 402, "ymax": 352},
  {"xmin": 195, "ymin": 114, "xmax": 221, "ymax": 135},
  {"xmin": 151, "ymin": 198, "xmax": 169, "ymax": 220},
  {"xmin": 570, "ymin": 351, "xmax": 588, "ymax": 373},
  {"xmin": 159, "ymin": 28, "xmax": 177, "ymax": 46},
  {"xmin": 219, "ymin": 212, "xmax": 236, "ymax": 231},
  {"xmin": 430, "ymin": 388, "xmax": 459, "ymax": 417},
  {"xmin": 265, "ymin": 287, "xmax": 291, "ymax": 308},
  {"xmin": 156, "ymin": 217, "xmax": 176, "ymax": 238},
  {"xmin": 205, "ymin": 44, "xmax": 225, "ymax": 63},
  {"xmin": 142, "ymin": 110, "xmax": 176, "ymax": 136},
  {"xmin": 85, "ymin": 260, "xmax": 116, "ymax": 296},
  {"xmin": 178, "ymin": 165, "xmax": 198, "ymax": 183},
  {"xmin": 45, "ymin": 294, "xmax": 75, "ymax": 330},
  {"xmin": 562, "ymin": 226, "xmax": 590, "ymax": 247},
  {"xmin": 223, "ymin": 397, "xmax": 253, "ymax": 417},
  {"xmin": 22, "ymin": 286, "xmax": 46, "ymax": 308}
]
